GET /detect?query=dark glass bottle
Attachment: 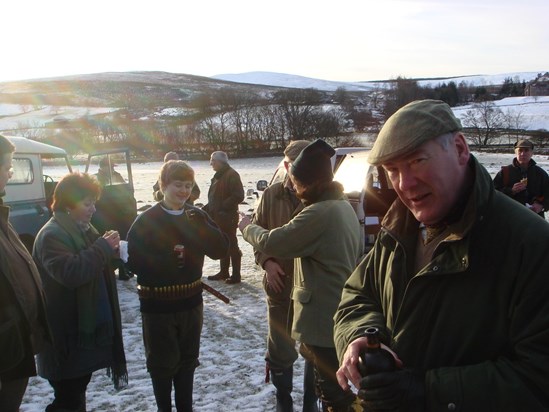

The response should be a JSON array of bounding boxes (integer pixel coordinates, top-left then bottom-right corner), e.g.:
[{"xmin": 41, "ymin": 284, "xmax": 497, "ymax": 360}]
[{"xmin": 357, "ymin": 327, "xmax": 397, "ymax": 376}]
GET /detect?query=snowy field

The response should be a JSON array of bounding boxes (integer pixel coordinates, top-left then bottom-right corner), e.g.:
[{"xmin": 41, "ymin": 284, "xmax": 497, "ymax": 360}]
[{"xmin": 21, "ymin": 152, "xmax": 549, "ymax": 411}]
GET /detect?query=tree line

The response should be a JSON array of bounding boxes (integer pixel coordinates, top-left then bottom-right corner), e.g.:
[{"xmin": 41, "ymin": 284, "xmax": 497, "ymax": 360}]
[{"xmin": 9, "ymin": 75, "xmax": 545, "ymax": 157}]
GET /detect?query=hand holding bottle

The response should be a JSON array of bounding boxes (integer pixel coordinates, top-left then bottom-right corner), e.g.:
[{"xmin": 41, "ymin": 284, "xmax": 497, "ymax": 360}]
[{"xmin": 336, "ymin": 327, "xmax": 402, "ymax": 391}]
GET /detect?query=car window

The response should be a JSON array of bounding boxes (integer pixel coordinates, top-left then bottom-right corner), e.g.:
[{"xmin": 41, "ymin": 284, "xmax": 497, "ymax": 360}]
[
  {"xmin": 333, "ymin": 151, "xmax": 372, "ymax": 193},
  {"xmin": 8, "ymin": 158, "xmax": 34, "ymax": 185}
]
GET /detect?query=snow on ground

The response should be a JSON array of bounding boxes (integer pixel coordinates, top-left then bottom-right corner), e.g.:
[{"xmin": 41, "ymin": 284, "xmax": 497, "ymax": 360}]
[
  {"xmin": 20, "ymin": 153, "xmax": 549, "ymax": 411},
  {"xmin": 452, "ymin": 96, "xmax": 549, "ymax": 131},
  {"xmin": 0, "ymin": 105, "xmax": 118, "ymax": 130}
]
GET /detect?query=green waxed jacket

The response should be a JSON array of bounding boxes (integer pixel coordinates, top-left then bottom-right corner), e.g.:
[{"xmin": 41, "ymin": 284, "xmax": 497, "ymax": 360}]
[
  {"xmin": 243, "ymin": 185, "xmax": 362, "ymax": 348},
  {"xmin": 334, "ymin": 155, "xmax": 549, "ymax": 411}
]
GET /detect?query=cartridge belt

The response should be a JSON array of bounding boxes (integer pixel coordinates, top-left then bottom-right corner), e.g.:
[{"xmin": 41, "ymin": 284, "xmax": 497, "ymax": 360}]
[{"xmin": 137, "ymin": 280, "xmax": 203, "ymax": 300}]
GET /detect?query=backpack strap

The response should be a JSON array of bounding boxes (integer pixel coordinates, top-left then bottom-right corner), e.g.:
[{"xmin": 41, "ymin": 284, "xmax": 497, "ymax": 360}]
[{"xmin": 501, "ymin": 165, "xmax": 511, "ymax": 187}]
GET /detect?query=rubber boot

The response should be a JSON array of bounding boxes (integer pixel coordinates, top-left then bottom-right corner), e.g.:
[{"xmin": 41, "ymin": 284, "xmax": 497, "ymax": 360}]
[
  {"xmin": 174, "ymin": 368, "xmax": 195, "ymax": 412},
  {"xmin": 208, "ymin": 257, "xmax": 230, "ymax": 280},
  {"xmin": 151, "ymin": 375, "xmax": 173, "ymax": 412},
  {"xmin": 271, "ymin": 367, "xmax": 293, "ymax": 412},
  {"xmin": 303, "ymin": 360, "xmax": 319, "ymax": 412},
  {"xmin": 225, "ymin": 249, "xmax": 242, "ymax": 284}
]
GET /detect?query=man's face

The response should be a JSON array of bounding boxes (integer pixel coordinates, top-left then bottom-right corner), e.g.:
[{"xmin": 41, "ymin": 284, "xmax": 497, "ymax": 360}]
[
  {"xmin": 382, "ymin": 133, "xmax": 470, "ymax": 226},
  {"xmin": 0, "ymin": 153, "xmax": 13, "ymax": 193},
  {"xmin": 210, "ymin": 158, "xmax": 223, "ymax": 172},
  {"xmin": 515, "ymin": 147, "xmax": 533, "ymax": 167}
]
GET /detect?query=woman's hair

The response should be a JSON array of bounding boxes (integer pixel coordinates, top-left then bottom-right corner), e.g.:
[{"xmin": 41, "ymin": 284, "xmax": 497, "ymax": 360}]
[
  {"xmin": 292, "ymin": 177, "xmax": 344, "ymax": 205},
  {"xmin": 159, "ymin": 160, "xmax": 195, "ymax": 190},
  {"xmin": 52, "ymin": 172, "xmax": 102, "ymax": 211},
  {"xmin": 0, "ymin": 135, "xmax": 16, "ymax": 165}
]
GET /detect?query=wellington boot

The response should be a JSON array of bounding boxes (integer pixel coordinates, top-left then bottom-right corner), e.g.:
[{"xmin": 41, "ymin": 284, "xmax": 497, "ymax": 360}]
[
  {"xmin": 271, "ymin": 367, "xmax": 293, "ymax": 412},
  {"xmin": 208, "ymin": 257, "xmax": 230, "ymax": 280},
  {"xmin": 229, "ymin": 249, "xmax": 242, "ymax": 282},
  {"xmin": 151, "ymin": 376, "xmax": 173, "ymax": 412},
  {"xmin": 174, "ymin": 368, "xmax": 195, "ymax": 412}
]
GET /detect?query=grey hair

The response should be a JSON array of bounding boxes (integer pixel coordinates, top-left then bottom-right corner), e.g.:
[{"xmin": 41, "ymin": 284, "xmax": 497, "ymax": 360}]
[{"xmin": 435, "ymin": 132, "xmax": 457, "ymax": 151}]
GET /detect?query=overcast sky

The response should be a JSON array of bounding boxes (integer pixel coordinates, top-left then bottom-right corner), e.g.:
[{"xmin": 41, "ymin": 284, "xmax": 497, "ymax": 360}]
[{"xmin": 2, "ymin": 0, "xmax": 547, "ymax": 83}]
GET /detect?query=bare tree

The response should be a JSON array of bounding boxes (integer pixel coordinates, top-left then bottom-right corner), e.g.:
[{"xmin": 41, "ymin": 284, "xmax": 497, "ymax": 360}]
[
  {"xmin": 503, "ymin": 108, "xmax": 525, "ymax": 144},
  {"xmin": 462, "ymin": 101, "xmax": 504, "ymax": 146}
]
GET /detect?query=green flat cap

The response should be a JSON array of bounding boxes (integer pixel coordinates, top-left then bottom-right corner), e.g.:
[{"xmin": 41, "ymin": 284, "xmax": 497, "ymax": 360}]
[{"xmin": 368, "ymin": 99, "xmax": 462, "ymax": 165}]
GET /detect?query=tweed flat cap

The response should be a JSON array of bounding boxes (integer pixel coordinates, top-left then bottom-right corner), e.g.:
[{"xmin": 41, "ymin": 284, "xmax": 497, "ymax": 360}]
[
  {"xmin": 514, "ymin": 139, "xmax": 534, "ymax": 149},
  {"xmin": 368, "ymin": 100, "xmax": 462, "ymax": 165}
]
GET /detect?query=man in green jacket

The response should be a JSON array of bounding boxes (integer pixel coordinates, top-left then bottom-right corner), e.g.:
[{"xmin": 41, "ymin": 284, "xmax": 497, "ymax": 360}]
[
  {"xmin": 240, "ymin": 139, "xmax": 362, "ymax": 411},
  {"xmin": 334, "ymin": 100, "xmax": 549, "ymax": 411},
  {"xmin": 0, "ymin": 134, "xmax": 50, "ymax": 412},
  {"xmin": 252, "ymin": 140, "xmax": 318, "ymax": 411}
]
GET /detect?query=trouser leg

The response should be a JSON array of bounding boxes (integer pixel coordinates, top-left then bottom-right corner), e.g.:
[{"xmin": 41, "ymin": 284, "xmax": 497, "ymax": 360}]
[
  {"xmin": 151, "ymin": 375, "xmax": 173, "ymax": 412},
  {"xmin": 302, "ymin": 359, "xmax": 320, "ymax": 412},
  {"xmin": 173, "ymin": 368, "xmax": 195, "ymax": 412},
  {"xmin": 46, "ymin": 374, "xmax": 91, "ymax": 412},
  {"xmin": 229, "ymin": 248, "xmax": 242, "ymax": 281},
  {"xmin": 270, "ymin": 367, "xmax": 293, "ymax": 412},
  {"xmin": 0, "ymin": 377, "xmax": 28, "ymax": 412},
  {"xmin": 300, "ymin": 344, "xmax": 356, "ymax": 412}
]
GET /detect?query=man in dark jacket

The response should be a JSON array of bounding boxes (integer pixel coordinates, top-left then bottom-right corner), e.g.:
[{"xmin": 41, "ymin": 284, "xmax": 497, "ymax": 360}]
[
  {"xmin": 0, "ymin": 134, "xmax": 50, "ymax": 412},
  {"xmin": 204, "ymin": 151, "xmax": 244, "ymax": 284},
  {"xmin": 493, "ymin": 139, "xmax": 549, "ymax": 218},
  {"xmin": 334, "ymin": 100, "xmax": 549, "ymax": 411}
]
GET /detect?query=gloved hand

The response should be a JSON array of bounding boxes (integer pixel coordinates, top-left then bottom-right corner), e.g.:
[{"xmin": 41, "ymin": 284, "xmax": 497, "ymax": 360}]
[{"xmin": 358, "ymin": 369, "xmax": 425, "ymax": 412}]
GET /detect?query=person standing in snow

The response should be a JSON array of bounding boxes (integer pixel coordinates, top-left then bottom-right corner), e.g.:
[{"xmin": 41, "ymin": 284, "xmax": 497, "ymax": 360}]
[
  {"xmin": 493, "ymin": 139, "xmax": 549, "ymax": 218},
  {"xmin": 127, "ymin": 160, "xmax": 229, "ymax": 412},
  {"xmin": 153, "ymin": 152, "xmax": 200, "ymax": 205},
  {"xmin": 239, "ymin": 139, "xmax": 362, "ymax": 412},
  {"xmin": 203, "ymin": 151, "xmax": 245, "ymax": 284},
  {"xmin": 251, "ymin": 139, "xmax": 318, "ymax": 412},
  {"xmin": 334, "ymin": 100, "xmax": 549, "ymax": 411},
  {"xmin": 33, "ymin": 172, "xmax": 127, "ymax": 412},
  {"xmin": 0, "ymin": 134, "xmax": 50, "ymax": 412}
]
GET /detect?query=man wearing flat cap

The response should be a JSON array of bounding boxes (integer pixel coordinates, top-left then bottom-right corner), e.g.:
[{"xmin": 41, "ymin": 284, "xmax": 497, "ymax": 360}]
[
  {"xmin": 493, "ymin": 139, "xmax": 549, "ymax": 217},
  {"xmin": 334, "ymin": 100, "xmax": 549, "ymax": 411},
  {"xmin": 239, "ymin": 139, "xmax": 362, "ymax": 411},
  {"xmin": 204, "ymin": 151, "xmax": 245, "ymax": 284}
]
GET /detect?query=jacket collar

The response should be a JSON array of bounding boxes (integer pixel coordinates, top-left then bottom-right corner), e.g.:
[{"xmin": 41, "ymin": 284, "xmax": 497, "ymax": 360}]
[{"xmin": 512, "ymin": 157, "xmax": 536, "ymax": 169}]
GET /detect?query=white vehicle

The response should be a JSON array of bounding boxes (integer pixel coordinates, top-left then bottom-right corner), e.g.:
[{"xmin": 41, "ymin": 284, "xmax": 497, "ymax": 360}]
[
  {"xmin": 4, "ymin": 136, "xmax": 72, "ymax": 250},
  {"xmin": 332, "ymin": 149, "xmax": 396, "ymax": 252}
]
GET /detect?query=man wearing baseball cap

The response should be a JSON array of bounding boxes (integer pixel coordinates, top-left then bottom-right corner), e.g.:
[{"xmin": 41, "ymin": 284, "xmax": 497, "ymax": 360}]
[
  {"xmin": 334, "ymin": 100, "xmax": 549, "ymax": 411},
  {"xmin": 493, "ymin": 139, "xmax": 549, "ymax": 217}
]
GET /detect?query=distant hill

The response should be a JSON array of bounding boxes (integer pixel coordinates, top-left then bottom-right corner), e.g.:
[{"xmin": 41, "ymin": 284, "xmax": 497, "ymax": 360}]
[
  {"xmin": 0, "ymin": 70, "xmax": 547, "ymax": 150},
  {"xmin": 213, "ymin": 71, "xmax": 544, "ymax": 91},
  {"xmin": 0, "ymin": 71, "xmax": 283, "ymax": 109}
]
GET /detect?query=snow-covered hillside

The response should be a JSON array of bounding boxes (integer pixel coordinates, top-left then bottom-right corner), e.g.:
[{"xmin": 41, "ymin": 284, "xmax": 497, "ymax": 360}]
[
  {"xmin": 213, "ymin": 71, "xmax": 544, "ymax": 92},
  {"xmin": 453, "ymin": 96, "xmax": 549, "ymax": 131}
]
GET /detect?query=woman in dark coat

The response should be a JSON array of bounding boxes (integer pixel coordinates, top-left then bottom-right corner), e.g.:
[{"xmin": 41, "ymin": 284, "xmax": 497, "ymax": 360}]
[{"xmin": 33, "ymin": 172, "xmax": 127, "ymax": 412}]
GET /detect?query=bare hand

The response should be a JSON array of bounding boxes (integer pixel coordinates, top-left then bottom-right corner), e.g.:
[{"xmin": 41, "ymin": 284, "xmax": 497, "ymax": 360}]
[
  {"xmin": 102, "ymin": 230, "xmax": 120, "ymax": 252},
  {"xmin": 530, "ymin": 202, "xmax": 543, "ymax": 213},
  {"xmin": 336, "ymin": 337, "xmax": 403, "ymax": 391},
  {"xmin": 264, "ymin": 259, "xmax": 286, "ymax": 293},
  {"xmin": 511, "ymin": 181, "xmax": 527, "ymax": 194},
  {"xmin": 238, "ymin": 212, "xmax": 252, "ymax": 232}
]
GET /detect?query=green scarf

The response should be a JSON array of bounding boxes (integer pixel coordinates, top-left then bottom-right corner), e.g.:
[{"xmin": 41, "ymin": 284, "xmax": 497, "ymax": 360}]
[{"xmin": 53, "ymin": 212, "xmax": 128, "ymax": 390}]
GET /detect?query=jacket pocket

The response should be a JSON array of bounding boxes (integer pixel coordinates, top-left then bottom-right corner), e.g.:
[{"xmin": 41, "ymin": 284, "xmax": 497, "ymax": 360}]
[
  {"xmin": 0, "ymin": 318, "xmax": 24, "ymax": 373},
  {"xmin": 292, "ymin": 286, "xmax": 312, "ymax": 304}
]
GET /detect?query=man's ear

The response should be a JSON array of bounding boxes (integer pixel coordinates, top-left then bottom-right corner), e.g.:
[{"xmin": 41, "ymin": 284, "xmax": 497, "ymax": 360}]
[{"xmin": 454, "ymin": 133, "xmax": 470, "ymax": 165}]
